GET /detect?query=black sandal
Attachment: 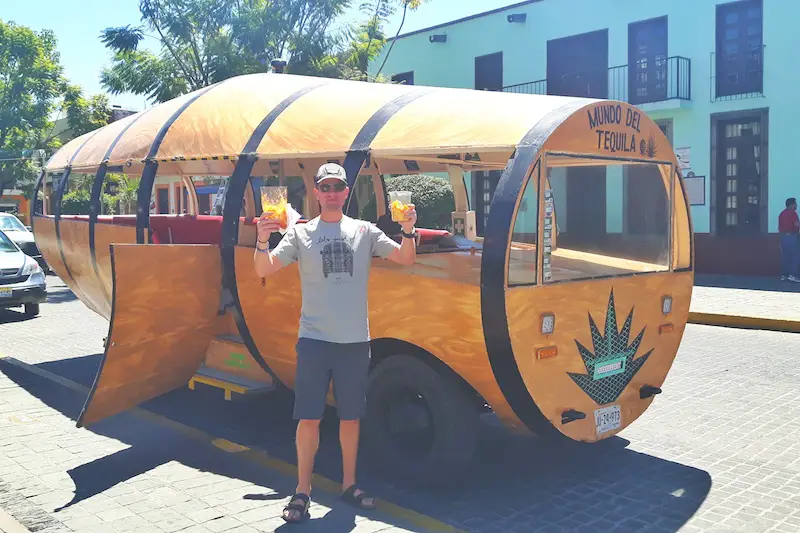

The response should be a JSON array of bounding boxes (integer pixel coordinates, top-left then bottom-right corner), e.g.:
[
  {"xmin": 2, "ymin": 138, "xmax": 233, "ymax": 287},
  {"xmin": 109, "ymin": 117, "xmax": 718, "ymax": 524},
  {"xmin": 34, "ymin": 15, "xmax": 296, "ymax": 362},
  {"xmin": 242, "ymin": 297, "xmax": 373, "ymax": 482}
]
[
  {"xmin": 340, "ymin": 485, "xmax": 376, "ymax": 510},
  {"xmin": 282, "ymin": 493, "xmax": 311, "ymax": 523}
]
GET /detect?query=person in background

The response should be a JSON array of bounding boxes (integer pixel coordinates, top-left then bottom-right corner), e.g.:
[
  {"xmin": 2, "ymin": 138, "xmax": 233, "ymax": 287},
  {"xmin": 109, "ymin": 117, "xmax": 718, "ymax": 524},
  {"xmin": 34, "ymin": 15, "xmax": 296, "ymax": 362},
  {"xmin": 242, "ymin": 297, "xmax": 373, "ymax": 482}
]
[{"xmin": 778, "ymin": 197, "xmax": 800, "ymax": 282}]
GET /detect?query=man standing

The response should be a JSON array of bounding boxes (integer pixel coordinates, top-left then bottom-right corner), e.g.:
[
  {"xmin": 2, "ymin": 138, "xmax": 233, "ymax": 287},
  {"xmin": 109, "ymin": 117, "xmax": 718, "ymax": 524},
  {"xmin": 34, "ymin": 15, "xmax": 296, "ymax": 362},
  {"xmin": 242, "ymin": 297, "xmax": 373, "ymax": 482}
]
[
  {"xmin": 253, "ymin": 163, "xmax": 417, "ymax": 523},
  {"xmin": 778, "ymin": 197, "xmax": 800, "ymax": 282}
]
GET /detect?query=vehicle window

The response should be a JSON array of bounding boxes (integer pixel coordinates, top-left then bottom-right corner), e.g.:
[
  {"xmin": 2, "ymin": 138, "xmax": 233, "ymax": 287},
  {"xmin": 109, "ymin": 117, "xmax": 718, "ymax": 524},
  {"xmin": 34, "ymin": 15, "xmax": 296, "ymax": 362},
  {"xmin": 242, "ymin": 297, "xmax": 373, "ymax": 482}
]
[
  {"xmin": 0, "ymin": 216, "xmax": 26, "ymax": 232},
  {"xmin": 0, "ymin": 231, "xmax": 17, "ymax": 252},
  {"xmin": 543, "ymin": 155, "xmax": 671, "ymax": 283},
  {"xmin": 508, "ymin": 161, "xmax": 540, "ymax": 286}
]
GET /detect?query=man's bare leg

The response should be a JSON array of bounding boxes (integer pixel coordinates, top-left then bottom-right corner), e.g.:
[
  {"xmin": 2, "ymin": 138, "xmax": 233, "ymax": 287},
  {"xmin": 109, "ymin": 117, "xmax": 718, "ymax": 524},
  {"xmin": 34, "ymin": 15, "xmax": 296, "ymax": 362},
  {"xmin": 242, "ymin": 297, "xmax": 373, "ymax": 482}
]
[
  {"xmin": 284, "ymin": 419, "xmax": 320, "ymax": 521},
  {"xmin": 340, "ymin": 419, "xmax": 374, "ymax": 507}
]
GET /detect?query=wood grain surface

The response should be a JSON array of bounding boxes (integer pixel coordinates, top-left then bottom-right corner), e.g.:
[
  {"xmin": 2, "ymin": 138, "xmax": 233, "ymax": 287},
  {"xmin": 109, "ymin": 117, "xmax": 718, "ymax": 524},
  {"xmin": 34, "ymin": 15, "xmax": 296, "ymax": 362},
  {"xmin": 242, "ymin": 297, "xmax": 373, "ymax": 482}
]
[
  {"xmin": 506, "ymin": 270, "xmax": 693, "ymax": 441},
  {"xmin": 78, "ymin": 244, "xmax": 221, "ymax": 427}
]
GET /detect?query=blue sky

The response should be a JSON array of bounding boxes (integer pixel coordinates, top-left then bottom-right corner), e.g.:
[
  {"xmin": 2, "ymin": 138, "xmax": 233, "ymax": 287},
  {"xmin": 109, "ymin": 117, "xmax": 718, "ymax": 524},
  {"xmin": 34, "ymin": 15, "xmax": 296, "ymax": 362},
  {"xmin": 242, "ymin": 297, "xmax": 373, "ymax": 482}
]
[{"xmin": 2, "ymin": 0, "xmax": 518, "ymax": 112}]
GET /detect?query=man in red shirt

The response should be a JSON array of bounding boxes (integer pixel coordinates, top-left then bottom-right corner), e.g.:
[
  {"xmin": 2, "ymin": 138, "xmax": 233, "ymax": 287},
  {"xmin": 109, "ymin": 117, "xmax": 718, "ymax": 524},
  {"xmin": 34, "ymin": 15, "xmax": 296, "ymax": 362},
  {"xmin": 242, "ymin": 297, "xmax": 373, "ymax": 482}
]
[{"xmin": 778, "ymin": 197, "xmax": 800, "ymax": 282}]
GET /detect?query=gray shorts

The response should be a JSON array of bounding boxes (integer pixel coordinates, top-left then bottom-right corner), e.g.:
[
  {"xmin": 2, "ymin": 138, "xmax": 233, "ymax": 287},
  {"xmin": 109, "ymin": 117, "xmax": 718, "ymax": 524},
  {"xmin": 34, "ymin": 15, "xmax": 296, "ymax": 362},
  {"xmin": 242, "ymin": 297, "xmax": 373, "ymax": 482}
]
[{"xmin": 293, "ymin": 337, "xmax": 371, "ymax": 421}]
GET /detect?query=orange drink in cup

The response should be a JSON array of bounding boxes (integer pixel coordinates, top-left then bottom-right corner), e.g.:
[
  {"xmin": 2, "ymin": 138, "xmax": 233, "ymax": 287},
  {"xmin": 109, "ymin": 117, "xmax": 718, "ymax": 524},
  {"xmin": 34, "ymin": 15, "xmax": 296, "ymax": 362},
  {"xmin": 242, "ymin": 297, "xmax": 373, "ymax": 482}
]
[
  {"xmin": 260, "ymin": 186, "xmax": 289, "ymax": 230},
  {"xmin": 389, "ymin": 191, "xmax": 412, "ymax": 223}
]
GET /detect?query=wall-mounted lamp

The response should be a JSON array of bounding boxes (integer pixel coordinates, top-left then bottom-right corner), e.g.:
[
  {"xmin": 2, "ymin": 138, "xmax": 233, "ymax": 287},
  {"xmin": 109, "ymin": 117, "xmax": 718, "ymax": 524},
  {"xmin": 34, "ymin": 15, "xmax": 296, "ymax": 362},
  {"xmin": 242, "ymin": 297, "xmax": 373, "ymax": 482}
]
[
  {"xmin": 429, "ymin": 34, "xmax": 447, "ymax": 43},
  {"xmin": 507, "ymin": 13, "xmax": 527, "ymax": 23}
]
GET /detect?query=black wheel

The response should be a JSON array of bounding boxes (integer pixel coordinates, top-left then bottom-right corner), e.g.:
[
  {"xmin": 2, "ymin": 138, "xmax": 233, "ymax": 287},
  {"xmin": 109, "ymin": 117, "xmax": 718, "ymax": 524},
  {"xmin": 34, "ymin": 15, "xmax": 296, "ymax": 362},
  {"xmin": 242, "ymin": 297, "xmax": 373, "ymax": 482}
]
[
  {"xmin": 24, "ymin": 303, "xmax": 39, "ymax": 317},
  {"xmin": 362, "ymin": 355, "xmax": 478, "ymax": 487}
]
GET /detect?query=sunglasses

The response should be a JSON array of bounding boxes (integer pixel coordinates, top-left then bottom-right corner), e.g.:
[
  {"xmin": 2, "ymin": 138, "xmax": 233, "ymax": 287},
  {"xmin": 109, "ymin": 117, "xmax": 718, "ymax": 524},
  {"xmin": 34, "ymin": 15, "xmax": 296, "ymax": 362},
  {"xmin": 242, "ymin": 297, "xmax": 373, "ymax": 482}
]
[{"xmin": 317, "ymin": 182, "xmax": 347, "ymax": 193}]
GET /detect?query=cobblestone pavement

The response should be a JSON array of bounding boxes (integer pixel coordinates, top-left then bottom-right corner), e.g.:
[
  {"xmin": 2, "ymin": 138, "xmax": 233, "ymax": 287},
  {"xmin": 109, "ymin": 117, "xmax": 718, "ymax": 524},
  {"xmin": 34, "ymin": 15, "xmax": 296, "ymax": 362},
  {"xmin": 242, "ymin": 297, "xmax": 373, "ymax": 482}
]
[
  {"xmin": 692, "ymin": 274, "xmax": 800, "ymax": 321},
  {"xmin": 1, "ymin": 276, "xmax": 800, "ymax": 532}
]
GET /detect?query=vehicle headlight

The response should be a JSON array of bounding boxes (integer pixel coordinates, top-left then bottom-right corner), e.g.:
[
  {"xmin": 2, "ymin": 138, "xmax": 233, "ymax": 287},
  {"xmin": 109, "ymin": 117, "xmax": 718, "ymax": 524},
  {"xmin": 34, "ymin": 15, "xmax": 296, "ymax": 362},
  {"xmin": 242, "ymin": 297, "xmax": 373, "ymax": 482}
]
[{"xmin": 22, "ymin": 259, "xmax": 42, "ymax": 276}]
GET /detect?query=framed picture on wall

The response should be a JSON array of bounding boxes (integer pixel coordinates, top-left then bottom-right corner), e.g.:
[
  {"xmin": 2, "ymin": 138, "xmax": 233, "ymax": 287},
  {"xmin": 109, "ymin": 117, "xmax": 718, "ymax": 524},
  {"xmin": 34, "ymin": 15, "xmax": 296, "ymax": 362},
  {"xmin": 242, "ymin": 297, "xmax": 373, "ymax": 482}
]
[{"xmin": 683, "ymin": 173, "xmax": 706, "ymax": 206}]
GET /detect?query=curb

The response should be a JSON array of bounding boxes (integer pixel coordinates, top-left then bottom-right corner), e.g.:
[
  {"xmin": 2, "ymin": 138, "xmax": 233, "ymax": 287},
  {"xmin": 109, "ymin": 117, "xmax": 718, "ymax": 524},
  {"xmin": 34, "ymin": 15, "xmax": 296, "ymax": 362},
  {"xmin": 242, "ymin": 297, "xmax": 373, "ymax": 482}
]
[
  {"xmin": 0, "ymin": 356, "xmax": 465, "ymax": 533},
  {"xmin": 688, "ymin": 311, "xmax": 800, "ymax": 333},
  {"xmin": 0, "ymin": 507, "xmax": 30, "ymax": 533}
]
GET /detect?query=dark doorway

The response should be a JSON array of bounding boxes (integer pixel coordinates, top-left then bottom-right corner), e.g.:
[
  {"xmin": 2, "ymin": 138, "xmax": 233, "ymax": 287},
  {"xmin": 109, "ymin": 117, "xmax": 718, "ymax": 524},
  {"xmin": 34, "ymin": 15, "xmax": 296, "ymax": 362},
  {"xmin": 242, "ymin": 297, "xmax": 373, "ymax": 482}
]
[
  {"xmin": 626, "ymin": 164, "xmax": 668, "ymax": 236},
  {"xmin": 628, "ymin": 16, "xmax": 668, "ymax": 104},
  {"xmin": 547, "ymin": 30, "xmax": 608, "ymax": 98},
  {"xmin": 473, "ymin": 170, "xmax": 501, "ymax": 236},
  {"xmin": 715, "ymin": 114, "xmax": 765, "ymax": 236},
  {"xmin": 563, "ymin": 166, "xmax": 607, "ymax": 249},
  {"xmin": 475, "ymin": 52, "xmax": 503, "ymax": 91},
  {"xmin": 156, "ymin": 187, "xmax": 169, "ymax": 214}
]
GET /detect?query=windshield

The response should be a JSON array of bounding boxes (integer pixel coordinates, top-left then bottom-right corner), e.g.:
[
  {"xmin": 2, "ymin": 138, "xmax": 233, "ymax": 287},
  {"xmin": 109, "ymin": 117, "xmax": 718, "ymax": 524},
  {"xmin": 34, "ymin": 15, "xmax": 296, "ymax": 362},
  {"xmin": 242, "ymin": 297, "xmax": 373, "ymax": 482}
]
[
  {"xmin": 0, "ymin": 231, "xmax": 18, "ymax": 252},
  {"xmin": 0, "ymin": 215, "xmax": 26, "ymax": 232},
  {"xmin": 508, "ymin": 154, "xmax": 673, "ymax": 286}
]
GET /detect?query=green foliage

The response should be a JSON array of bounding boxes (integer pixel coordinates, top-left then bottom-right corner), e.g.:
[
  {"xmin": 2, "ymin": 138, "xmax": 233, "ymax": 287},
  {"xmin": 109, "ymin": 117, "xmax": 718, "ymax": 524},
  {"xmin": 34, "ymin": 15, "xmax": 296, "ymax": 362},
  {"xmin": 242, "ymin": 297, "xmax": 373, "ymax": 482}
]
[
  {"xmin": 63, "ymin": 85, "xmax": 112, "ymax": 139},
  {"xmin": 60, "ymin": 173, "xmax": 93, "ymax": 214},
  {"xmin": 359, "ymin": 174, "xmax": 456, "ymax": 229},
  {"xmin": 102, "ymin": 173, "xmax": 139, "ymax": 214},
  {"xmin": 100, "ymin": 0, "xmax": 356, "ymax": 103},
  {"xmin": 383, "ymin": 174, "xmax": 454, "ymax": 230},
  {"xmin": 371, "ymin": 0, "xmax": 430, "ymax": 78},
  {"xmin": 0, "ymin": 19, "xmax": 64, "ymax": 194},
  {"xmin": 61, "ymin": 189, "xmax": 91, "ymax": 215}
]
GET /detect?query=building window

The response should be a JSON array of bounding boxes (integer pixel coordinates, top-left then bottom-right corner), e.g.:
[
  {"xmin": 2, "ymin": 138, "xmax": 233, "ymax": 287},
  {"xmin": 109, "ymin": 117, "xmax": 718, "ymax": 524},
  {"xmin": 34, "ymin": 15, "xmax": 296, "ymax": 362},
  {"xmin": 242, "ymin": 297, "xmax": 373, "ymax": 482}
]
[
  {"xmin": 628, "ymin": 16, "xmax": 668, "ymax": 105},
  {"xmin": 547, "ymin": 30, "xmax": 609, "ymax": 99},
  {"xmin": 715, "ymin": 0, "xmax": 763, "ymax": 98},
  {"xmin": 714, "ymin": 112, "xmax": 766, "ymax": 236},
  {"xmin": 475, "ymin": 52, "xmax": 503, "ymax": 91},
  {"xmin": 391, "ymin": 71, "xmax": 414, "ymax": 85}
]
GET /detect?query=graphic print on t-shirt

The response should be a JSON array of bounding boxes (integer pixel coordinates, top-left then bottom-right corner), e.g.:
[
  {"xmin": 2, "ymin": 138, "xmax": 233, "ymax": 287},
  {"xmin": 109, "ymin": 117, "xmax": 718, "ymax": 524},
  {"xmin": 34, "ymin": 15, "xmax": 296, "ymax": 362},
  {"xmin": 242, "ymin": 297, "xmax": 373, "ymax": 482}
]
[{"xmin": 320, "ymin": 239, "xmax": 354, "ymax": 278}]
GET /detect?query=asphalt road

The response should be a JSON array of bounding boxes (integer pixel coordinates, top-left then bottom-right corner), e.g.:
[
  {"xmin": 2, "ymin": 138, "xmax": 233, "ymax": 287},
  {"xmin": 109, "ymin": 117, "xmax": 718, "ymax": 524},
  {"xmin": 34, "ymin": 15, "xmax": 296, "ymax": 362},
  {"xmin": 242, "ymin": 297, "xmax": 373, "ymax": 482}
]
[{"xmin": 1, "ymin": 276, "xmax": 799, "ymax": 533}]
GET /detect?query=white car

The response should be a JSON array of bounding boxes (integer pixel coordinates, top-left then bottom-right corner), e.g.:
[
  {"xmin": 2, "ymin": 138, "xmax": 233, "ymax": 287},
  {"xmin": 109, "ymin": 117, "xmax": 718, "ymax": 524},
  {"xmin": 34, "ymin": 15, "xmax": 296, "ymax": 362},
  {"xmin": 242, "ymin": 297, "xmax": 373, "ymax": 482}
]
[
  {"xmin": 0, "ymin": 213, "xmax": 48, "ymax": 273},
  {"xmin": 0, "ymin": 228, "xmax": 46, "ymax": 317}
]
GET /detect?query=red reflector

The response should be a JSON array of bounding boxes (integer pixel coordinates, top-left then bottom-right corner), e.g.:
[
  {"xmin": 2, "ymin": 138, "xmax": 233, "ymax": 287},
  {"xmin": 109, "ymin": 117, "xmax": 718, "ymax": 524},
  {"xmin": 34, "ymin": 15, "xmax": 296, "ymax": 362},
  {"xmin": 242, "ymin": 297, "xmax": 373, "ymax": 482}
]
[
  {"xmin": 659, "ymin": 323, "xmax": 674, "ymax": 334},
  {"xmin": 537, "ymin": 347, "xmax": 558, "ymax": 359}
]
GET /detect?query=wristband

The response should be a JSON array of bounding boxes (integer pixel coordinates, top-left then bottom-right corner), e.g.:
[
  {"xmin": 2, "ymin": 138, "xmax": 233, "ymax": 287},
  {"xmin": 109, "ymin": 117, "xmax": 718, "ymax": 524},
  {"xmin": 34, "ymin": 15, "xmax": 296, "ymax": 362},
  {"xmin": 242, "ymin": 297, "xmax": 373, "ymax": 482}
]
[
  {"xmin": 255, "ymin": 246, "xmax": 270, "ymax": 254},
  {"xmin": 401, "ymin": 230, "xmax": 416, "ymax": 239}
]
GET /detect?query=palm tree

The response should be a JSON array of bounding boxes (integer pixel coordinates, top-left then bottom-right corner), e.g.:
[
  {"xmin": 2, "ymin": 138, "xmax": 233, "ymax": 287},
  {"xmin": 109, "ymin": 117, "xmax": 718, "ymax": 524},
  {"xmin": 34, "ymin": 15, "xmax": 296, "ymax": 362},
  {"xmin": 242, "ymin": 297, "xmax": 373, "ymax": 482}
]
[{"xmin": 374, "ymin": 0, "xmax": 428, "ymax": 79}]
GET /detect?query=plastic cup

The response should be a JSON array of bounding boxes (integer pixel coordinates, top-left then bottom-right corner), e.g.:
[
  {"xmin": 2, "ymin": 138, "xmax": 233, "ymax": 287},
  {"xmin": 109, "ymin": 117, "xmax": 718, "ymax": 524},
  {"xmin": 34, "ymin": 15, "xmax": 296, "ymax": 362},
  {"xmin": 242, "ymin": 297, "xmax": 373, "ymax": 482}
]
[
  {"xmin": 389, "ymin": 191, "xmax": 412, "ymax": 223},
  {"xmin": 261, "ymin": 186, "xmax": 288, "ymax": 229}
]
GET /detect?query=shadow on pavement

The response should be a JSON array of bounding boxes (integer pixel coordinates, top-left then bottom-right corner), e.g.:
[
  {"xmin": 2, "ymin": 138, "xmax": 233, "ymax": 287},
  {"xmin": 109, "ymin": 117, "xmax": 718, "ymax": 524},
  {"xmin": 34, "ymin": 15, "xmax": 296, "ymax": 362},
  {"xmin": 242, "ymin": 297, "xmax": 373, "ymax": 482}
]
[
  {"xmin": 45, "ymin": 289, "xmax": 78, "ymax": 304},
  {"xmin": 0, "ymin": 358, "xmax": 405, "ymax": 533},
  {"xmin": 0, "ymin": 309, "xmax": 37, "ymax": 324},
  {"xmin": 4, "ymin": 354, "xmax": 712, "ymax": 533},
  {"xmin": 695, "ymin": 274, "xmax": 800, "ymax": 293}
]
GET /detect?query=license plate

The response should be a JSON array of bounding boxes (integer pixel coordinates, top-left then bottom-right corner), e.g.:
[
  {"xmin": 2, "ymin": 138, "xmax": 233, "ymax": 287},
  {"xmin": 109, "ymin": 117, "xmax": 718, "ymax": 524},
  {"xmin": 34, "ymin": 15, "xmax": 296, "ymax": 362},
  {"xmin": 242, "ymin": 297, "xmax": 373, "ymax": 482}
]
[
  {"xmin": 595, "ymin": 405, "xmax": 621, "ymax": 435},
  {"xmin": 0, "ymin": 287, "xmax": 11, "ymax": 298}
]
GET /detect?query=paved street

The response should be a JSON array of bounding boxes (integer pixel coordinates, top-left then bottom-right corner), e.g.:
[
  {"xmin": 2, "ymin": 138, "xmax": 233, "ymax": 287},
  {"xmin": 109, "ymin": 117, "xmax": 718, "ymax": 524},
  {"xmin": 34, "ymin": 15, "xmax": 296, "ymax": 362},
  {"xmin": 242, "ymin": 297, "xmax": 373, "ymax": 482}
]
[{"xmin": 1, "ymin": 276, "xmax": 800, "ymax": 532}]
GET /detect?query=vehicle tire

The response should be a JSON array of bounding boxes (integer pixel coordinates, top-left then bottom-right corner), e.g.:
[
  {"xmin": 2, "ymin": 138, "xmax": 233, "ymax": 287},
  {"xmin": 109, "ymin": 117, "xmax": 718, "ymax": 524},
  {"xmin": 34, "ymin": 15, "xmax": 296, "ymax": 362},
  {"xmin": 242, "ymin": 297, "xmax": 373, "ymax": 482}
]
[
  {"xmin": 362, "ymin": 355, "xmax": 478, "ymax": 487},
  {"xmin": 24, "ymin": 304, "xmax": 39, "ymax": 317}
]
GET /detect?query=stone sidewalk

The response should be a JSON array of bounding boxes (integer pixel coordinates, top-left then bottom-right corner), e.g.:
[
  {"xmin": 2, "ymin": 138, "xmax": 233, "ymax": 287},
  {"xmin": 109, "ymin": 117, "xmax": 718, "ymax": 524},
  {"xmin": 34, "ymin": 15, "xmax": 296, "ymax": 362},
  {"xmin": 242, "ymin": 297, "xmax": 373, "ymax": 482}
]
[
  {"xmin": 0, "ymin": 357, "xmax": 430, "ymax": 533},
  {"xmin": 690, "ymin": 275, "xmax": 800, "ymax": 325}
]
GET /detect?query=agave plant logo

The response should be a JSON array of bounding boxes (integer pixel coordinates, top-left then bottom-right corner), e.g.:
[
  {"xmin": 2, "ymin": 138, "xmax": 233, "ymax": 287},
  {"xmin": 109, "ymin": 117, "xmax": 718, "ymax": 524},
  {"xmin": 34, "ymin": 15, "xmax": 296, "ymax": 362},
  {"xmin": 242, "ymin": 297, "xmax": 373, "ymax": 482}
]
[
  {"xmin": 567, "ymin": 290, "xmax": 653, "ymax": 405},
  {"xmin": 639, "ymin": 134, "xmax": 658, "ymax": 158}
]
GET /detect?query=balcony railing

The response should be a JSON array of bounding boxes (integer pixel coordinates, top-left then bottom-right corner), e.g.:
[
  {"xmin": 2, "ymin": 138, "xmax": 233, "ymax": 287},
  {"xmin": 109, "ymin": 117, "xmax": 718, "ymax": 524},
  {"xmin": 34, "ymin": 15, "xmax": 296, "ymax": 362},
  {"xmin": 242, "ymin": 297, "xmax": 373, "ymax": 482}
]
[
  {"xmin": 502, "ymin": 56, "xmax": 691, "ymax": 105},
  {"xmin": 502, "ymin": 79, "xmax": 547, "ymax": 95},
  {"xmin": 710, "ymin": 45, "xmax": 765, "ymax": 102}
]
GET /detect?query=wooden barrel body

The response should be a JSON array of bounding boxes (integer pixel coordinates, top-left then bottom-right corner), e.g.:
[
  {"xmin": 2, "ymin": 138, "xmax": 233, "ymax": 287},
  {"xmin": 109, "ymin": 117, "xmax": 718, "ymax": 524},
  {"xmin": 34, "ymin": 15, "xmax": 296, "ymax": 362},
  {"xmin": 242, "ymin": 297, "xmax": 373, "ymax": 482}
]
[{"xmin": 33, "ymin": 74, "xmax": 693, "ymax": 445}]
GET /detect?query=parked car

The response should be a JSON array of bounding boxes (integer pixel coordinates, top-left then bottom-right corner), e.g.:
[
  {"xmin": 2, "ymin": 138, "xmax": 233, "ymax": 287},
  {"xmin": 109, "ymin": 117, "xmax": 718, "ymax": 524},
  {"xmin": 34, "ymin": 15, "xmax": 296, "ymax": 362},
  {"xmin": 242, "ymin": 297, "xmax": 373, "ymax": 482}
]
[
  {"xmin": 0, "ymin": 228, "xmax": 46, "ymax": 317},
  {"xmin": 0, "ymin": 213, "xmax": 48, "ymax": 273}
]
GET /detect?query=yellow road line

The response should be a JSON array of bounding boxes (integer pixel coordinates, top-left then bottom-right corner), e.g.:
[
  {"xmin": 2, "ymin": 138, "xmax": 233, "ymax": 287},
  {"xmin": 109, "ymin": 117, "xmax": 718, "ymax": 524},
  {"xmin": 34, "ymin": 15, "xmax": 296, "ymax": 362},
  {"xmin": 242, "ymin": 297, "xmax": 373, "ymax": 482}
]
[
  {"xmin": 688, "ymin": 311, "xmax": 800, "ymax": 333},
  {"xmin": 0, "ymin": 355, "xmax": 465, "ymax": 533}
]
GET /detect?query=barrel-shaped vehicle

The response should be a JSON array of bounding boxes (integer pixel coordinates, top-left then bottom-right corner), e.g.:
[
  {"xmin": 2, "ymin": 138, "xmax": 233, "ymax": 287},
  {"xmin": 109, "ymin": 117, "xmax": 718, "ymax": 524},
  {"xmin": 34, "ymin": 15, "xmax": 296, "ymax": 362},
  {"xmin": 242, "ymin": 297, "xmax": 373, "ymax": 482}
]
[{"xmin": 33, "ymin": 73, "xmax": 693, "ymax": 484}]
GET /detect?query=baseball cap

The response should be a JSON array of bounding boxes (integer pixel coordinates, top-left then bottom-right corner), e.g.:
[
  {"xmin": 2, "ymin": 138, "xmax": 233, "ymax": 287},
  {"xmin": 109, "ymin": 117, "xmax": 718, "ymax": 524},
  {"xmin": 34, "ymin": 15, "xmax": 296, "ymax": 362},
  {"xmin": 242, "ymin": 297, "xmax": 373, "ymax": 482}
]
[{"xmin": 315, "ymin": 163, "xmax": 348, "ymax": 185}]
